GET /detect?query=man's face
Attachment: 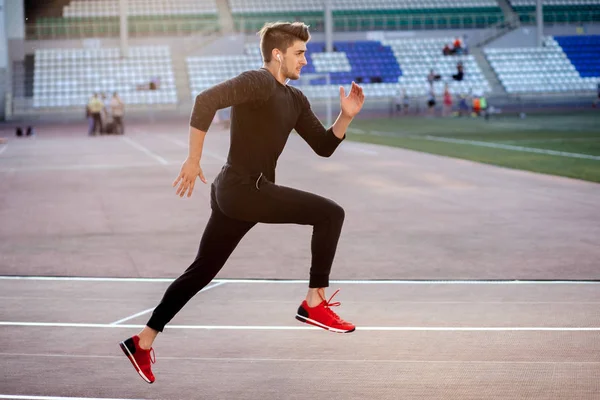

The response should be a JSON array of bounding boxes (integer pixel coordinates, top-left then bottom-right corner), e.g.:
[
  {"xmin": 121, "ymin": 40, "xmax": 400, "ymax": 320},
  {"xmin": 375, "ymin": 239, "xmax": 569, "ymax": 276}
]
[{"xmin": 281, "ymin": 40, "xmax": 308, "ymax": 81}]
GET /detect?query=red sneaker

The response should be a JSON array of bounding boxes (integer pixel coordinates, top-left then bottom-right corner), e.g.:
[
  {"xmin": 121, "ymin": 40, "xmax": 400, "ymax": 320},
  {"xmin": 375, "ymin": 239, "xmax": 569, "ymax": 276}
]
[
  {"xmin": 119, "ymin": 335, "xmax": 156, "ymax": 383},
  {"xmin": 296, "ymin": 289, "xmax": 355, "ymax": 333}
]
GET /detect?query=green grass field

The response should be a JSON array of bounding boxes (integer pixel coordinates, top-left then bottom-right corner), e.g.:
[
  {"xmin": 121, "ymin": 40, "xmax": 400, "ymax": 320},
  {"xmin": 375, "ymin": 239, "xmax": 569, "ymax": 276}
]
[{"xmin": 347, "ymin": 112, "xmax": 600, "ymax": 183}]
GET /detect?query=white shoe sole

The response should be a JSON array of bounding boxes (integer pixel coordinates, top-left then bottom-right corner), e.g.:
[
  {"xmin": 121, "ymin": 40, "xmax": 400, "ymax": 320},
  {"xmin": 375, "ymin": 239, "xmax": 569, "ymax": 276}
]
[{"xmin": 295, "ymin": 314, "xmax": 355, "ymax": 333}]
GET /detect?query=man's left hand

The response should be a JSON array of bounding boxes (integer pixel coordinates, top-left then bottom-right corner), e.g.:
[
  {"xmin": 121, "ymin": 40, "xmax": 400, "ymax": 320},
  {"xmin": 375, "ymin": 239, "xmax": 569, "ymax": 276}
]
[{"xmin": 340, "ymin": 81, "xmax": 365, "ymax": 118}]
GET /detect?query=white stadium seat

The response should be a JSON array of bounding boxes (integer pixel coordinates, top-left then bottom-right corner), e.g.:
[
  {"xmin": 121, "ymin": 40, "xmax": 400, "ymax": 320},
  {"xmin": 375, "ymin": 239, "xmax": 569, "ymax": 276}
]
[
  {"xmin": 33, "ymin": 46, "xmax": 177, "ymax": 108},
  {"xmin": 483, "ymin": 37, "xmax": 594, "ymax": 94}
]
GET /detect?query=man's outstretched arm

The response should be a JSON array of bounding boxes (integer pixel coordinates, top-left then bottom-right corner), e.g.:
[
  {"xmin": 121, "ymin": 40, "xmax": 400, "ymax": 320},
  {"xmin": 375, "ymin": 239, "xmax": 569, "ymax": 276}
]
[
  {"xmin": 295, "ymin": 82, "xmax": 365, "ymax": 157},
  {"xmin": 332, "ymin": 81, "xmax": 365, "ymax": 138},
  {"xmin": 173, "ymin": 126, "xmax": 207, "ymax": 198}
]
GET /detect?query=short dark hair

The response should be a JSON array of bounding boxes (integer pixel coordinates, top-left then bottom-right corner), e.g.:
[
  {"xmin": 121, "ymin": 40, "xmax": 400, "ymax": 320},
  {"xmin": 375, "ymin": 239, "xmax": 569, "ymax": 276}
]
[{"xmin": 258, "ymin": 21, "xmax": 310, "ymax": 63}]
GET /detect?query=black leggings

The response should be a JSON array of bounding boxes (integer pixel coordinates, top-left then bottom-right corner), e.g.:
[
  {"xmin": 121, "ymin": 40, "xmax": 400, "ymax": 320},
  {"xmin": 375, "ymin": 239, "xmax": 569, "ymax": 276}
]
[{"xmin": 146, "ymin": 170, "xmax": 345, "ymax": 332}]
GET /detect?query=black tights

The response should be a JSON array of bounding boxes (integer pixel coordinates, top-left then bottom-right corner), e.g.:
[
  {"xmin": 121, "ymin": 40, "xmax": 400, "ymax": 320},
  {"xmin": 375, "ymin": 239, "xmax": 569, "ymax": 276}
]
[{"xmin": 146, "ymin": 173, "xmax": 345, "ymax": 332}]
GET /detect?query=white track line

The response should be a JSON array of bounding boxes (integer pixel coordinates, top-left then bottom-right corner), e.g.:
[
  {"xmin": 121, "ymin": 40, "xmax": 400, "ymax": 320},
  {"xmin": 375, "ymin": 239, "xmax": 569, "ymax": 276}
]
[
  {"xmin": 1, "ymin": 322, "xmax": 598, "ymax": 331},
  {"xmin": 0, "ymin": 276, "xmax": 599, "ymax": 284},
  {"xmin": 157, "ymin": 134, "xmax": 226, "ymax": 162},
  {"xmin": 347, "ymin": 128, "xmax": 365, "ymax": 134},
  {"xmin": 358, "ymin": 129, "xmax": 600, "ymax": 161},
  {"xmin": 0, "ymin": 144, "xmax": 7, "ymax": 155},
  {"xmin": 3, "ymin": 353, "xmax": 600, "ymax": 364},
  {"xmin": 417, "ymin": 135, "xmax": 600, "ymax": 161},
  {"xmin": 108, "ymin": 281, "xmax": 226, "ymax": 325},
  {"xmin": 0, "ymin": 396, "xmax": 146, "ymax": 400},
  {"xmin": 108, "ymin": 307, "xmax": 155, "ymax": 326},
  {"xmin": 341, "ymin": 143, "xmax": 379, "ymax": 155},
  {"xmin": 501, "ymin": 137, "xmax": 600, "ymax": 144},
  {"xmin": 120, "ymin": 137, "xmax": 168, "ymax": 165}
]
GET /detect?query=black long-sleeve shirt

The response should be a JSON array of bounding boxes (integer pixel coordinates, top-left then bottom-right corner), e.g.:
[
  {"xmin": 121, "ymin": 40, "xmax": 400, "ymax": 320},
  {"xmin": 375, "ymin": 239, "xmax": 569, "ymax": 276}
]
[{"xmin": 190, "ymin": 68, "xmax": 344, "ymax": 183}]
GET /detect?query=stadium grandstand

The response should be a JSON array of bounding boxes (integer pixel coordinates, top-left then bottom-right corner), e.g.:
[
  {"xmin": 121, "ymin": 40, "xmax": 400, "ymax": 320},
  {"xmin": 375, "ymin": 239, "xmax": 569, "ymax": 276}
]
[{"xmin": 1, "ymin": 0, "xmax": 596, "ymax": 123}]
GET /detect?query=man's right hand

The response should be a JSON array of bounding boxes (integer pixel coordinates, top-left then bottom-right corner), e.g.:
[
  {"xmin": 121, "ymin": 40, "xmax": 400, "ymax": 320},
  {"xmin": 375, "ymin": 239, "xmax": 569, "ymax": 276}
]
[{"xmin": 173, "ymin": 158, "xmax": 207, "ymax": 198}]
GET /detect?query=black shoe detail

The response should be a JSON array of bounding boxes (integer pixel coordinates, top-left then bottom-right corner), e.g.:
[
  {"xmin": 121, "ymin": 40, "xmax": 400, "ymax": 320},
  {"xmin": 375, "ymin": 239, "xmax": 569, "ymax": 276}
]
[
  {"xmin": 122, "ymin": 337, "xmax": 136, "ymax": 354},
  {"xmin": 297, "ymin": 305, "xmax": 309, "ymax": 319},
  {"xmin": 295, "ymin": 305, "xmax": 309, "ymax": 323}
]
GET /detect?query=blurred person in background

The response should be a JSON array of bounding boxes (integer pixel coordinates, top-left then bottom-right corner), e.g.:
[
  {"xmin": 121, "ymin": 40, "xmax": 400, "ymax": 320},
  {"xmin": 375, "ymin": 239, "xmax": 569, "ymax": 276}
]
[
  {"xmin": 101, "ymin": 93, "xmax": 111, "ymax": 134},
  {"xmin": 394, "ymin": 87, "xmax": 410, "ymax": 116},
  {"xmin": 110, "ymin": 92, "xmax": 125, "ymax": 135},
  {"xmin": 452, "ymin": 62, "xmax": 464, "ymax": 81},
  {"xmin": 87, "ymin": 93, "xmax": 104, "ymax": 135},
  {"xmin": 427, "ymin": 87, "xmax": 436, "ymax": 116},
  {"xmin": 453, "ymin": 37, "xmax": 463, "ymax": 55},
  {"xmin": 428, "ymin": 68, "xmax": 441, "ymax": 89},
  {"xmin": 457, "ymin": 92, "xmax": 470, "ymax": 117},
  {"xmin": 472, "ymin": 95, "xmax": 481, "ymax": 117},
  {"xmin": 443, "ymin": 43, "xmax": 451, "ymax": 56},
  {"xmin": 443, "ymin": 84, "xmax": 453, "ymax": 117}
]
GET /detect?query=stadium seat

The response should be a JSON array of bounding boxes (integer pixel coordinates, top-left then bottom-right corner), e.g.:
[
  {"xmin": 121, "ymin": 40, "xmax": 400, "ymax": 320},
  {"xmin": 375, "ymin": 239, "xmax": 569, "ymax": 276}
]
[
  {"xmin": 187, "ymin": 40, "xmax": 403, "ymax": 99},
  {"xmin": 384, "ymin": 37, "xmax": 491, "ymax": 96},
  {"xmin": 555, "ymin": 35, "xmax": 600, "ymax": 78},
  {"xmin": 33, "ymin": 46, "xmax": 177, "ymax": 108},
  {"xmin": 186, "ymin": 39, "xmax": 493, "ymax": 99},
  {"xmin": 484, "ymin": 37, "xmax": 599, "ymax": 94}
]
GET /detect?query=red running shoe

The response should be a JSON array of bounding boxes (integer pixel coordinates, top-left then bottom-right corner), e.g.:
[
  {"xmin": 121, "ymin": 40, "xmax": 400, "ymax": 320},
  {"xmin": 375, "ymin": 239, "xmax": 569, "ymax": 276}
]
[
  {"xmin": 119, "ymin": 335, "xmax": 156, "ymax": 383},
  {"xmin": 296, "ymin": 289, "xmax": 355, "ymax": 333}
]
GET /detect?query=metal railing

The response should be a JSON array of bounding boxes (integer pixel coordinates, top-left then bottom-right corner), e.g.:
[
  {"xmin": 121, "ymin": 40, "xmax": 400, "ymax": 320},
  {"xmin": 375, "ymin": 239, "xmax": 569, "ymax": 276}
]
[
  {"xmin": 235, "ymin": 12, "xmax": 505, "ymax": 33},
  {"xmin": 474, "ymin": 15, "xmax": 521, "ymax": 48},
  {"xmin": 24, "ymin": 9, "xmax": 600, "ymax": 41},
  {"xmin": 518, "ymin": 9, "xmax": 600, "ymax": 25},
  {"xmin": 26, "ymin": 18, "xmax": 219, "ymax": 40}
]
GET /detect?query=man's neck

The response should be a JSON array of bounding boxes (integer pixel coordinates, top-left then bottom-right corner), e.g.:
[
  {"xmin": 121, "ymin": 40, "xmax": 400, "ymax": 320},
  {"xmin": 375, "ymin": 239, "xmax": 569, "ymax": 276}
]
[{"xmin": 263, "ymin": 63, "xmax": 287, "ymax": 85}]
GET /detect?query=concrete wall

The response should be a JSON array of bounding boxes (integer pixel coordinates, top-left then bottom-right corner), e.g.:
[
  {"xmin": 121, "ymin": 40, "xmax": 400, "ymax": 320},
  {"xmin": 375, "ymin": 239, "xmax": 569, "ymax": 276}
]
[
  {"xmin": 5, "ymin": 0, "xmax": 23, "ymax": 39},
  {"xmin": 1, "ymin": 0, "xmax": 7, "ymax": 120},
  {"xmin": 545, "ymin": 24, "xmax": 600, "ymax": 36},
  {"xmin": 0, "ymin": 0, "xmax": 7, "ymax": 69},
  {"xmin": 0, "ymin": 67, "xmax": 5, "ymax": 121},
  {"xmin": 486, "ymin": 27, "xmax": 538, "ymax": 48},
  {"xmin": 6, "ymin": 0, "xmax": 25, "ymax": 62}
]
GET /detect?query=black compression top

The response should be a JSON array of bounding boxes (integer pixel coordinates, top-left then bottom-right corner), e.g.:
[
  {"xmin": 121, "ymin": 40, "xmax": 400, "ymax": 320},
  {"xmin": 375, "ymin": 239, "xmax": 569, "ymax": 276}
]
[{"xmin": 189, "ymin": 68, "xmax": 344, "ymax": 183}]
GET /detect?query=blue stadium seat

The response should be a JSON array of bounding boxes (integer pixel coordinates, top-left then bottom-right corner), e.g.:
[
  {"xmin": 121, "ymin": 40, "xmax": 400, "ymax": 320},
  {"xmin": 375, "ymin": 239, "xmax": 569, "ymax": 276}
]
[
  {"xmin": 290, "ymin": 40, "xmax": 402, "ymax": 86},
  {"xmin": 556, "ymin": 35, "xmax": 600, "ymax": 78}
]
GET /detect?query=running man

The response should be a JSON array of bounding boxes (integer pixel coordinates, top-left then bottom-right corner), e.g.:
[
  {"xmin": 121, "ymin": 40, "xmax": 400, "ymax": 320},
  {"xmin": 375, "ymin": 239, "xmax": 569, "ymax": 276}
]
[{"xmin": 119, "ymin": 21, "xmax": 365, "ymax": 384}]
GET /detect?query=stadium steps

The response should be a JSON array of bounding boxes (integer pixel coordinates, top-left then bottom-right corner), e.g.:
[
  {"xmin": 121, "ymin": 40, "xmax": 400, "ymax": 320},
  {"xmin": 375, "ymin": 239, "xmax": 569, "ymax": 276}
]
[
  {"xmin": 175, "ymin": 31, "xmax": 223, "ymax": 105},
  {"xmin": 24, "ymin": 55, "xmax": 35, "ymax": 97},
  {"xmin": 11, "ymin": 56, "xmax": 34, "ymax": 99},
  {"xmin": 11, "ymin": 61, "xmax": 27, "ymax": 98},
  {"xmin": 471, "ymin": 47, "xmax": 506, "ymax": 94},
  {"xmin": 171, "ymin": 50, "xmax": 192, "ymax": 106},
  {"xmin": 471, "ymin": 0, "xmax": 520, "ymax": 48},
  {"xmin": 216, "ymin": 0, "xmax": 234, "ymax": 33},
  {"xmin": 0, "ymin": 67, "xmax": 7, "ymax": 119},
  {"xmin": 496, "ymin": 0, "xmax": 519, "ymax": 22}
]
